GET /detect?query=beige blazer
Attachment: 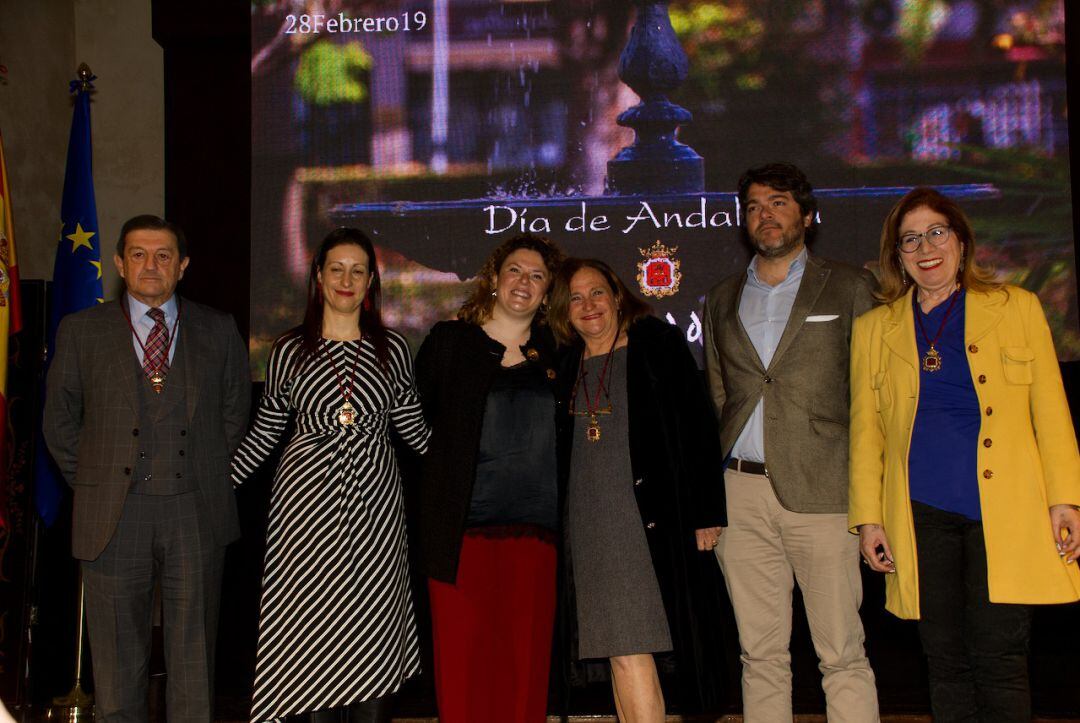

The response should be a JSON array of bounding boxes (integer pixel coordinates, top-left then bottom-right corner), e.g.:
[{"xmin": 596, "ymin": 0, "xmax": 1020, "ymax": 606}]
[{"xmin": 702, "ymin": 254, "xmax": 876, "ymax": 513}]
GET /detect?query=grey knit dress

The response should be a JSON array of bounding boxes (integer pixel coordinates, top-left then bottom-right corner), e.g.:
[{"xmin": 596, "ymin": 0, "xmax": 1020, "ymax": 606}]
[{"xmin": 567, "ymin": 348, "xmax": 672, "ymax": 659}]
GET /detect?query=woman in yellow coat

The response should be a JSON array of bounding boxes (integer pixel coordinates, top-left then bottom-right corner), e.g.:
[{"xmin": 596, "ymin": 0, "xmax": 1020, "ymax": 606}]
[{"xmin": 849, "ymin": 187, "xmax": 1080, "ymax": 721}]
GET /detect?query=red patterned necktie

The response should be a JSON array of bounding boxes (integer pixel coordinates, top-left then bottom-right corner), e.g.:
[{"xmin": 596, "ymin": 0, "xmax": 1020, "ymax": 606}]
[{"xmin": 142, "ymin": 307, "xmax": 169, "ymax": 379}]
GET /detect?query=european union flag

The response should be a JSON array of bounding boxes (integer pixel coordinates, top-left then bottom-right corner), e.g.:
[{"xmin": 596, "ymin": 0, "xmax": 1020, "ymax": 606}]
[{"xmin": 34, "ymin": 74, "xmax": 104, "ymax": 526}]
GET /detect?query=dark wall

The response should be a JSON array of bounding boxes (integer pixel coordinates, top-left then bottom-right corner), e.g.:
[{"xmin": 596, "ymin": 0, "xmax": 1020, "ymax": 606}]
[{"xmin": 151, "ymin": 1, "xmax": 251, "ymax": 338}]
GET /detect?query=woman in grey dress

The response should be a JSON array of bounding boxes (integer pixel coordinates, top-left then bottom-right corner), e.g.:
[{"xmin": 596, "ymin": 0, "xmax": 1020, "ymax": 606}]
[{"xmin": 548, "ymin": 259, "xmax": 728, "ymax": 722}]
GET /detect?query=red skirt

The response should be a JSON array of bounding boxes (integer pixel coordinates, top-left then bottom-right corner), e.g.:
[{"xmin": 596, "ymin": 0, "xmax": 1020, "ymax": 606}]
[{"xmin": 428, "ymin": 529, "xmax": 557, "ymax": 723}]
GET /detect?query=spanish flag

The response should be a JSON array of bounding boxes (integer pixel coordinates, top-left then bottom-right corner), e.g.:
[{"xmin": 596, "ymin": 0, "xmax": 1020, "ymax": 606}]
[{"xmin": 0, "ymin": 129, "xmax": 24, "ymax": 530}]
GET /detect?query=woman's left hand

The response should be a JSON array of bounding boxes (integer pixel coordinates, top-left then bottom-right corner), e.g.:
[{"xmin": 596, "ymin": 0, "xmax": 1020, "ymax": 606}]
[
  {"xmin": 1050, "ymin": 504, "xmax": 1080, "ymax": 563},
  {"xmin": 695, "ymin": 527, "xmax": 723, "ymax": 552}
]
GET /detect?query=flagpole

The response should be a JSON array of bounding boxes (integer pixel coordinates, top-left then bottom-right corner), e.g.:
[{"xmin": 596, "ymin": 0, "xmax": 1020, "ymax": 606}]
[
  {"xmin": 43, "ymin": 62, "xmax": 96, "ymax": 723},
  {"xmin": 45, "ymin": 572, "xmax": 92, "ymax": 721}
]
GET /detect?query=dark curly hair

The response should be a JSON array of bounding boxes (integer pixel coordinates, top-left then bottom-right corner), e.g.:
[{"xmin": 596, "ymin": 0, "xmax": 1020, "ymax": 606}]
[
  {"xmin": 737, "ymin": 162, "xmax": 818, "ymax": 245},
  {"xmin": 457, "ymin": 233, "xmax": 565, "ymax": 325}
]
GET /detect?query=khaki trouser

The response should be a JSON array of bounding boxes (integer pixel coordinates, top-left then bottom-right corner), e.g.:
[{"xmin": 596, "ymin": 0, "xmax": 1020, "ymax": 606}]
[{"xmin": 714, "ymin": 468, "xmax": 880, "ymax": 722}]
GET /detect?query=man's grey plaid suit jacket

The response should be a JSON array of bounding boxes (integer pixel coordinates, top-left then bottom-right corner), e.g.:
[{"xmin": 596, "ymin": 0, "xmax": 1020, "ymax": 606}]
[{"xmin": 44, "ymin": 297, "xmax": 251, "ymax": 560}]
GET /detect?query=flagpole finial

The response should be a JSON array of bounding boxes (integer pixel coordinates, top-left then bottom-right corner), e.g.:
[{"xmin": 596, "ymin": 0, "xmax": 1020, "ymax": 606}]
[
  {"xmin": 77, "ymin": 62, "xmax": 93, "ymax": 89},
  {"xmin": 71, "ymin": 63, "xmax": 96, "ymax": 94}
]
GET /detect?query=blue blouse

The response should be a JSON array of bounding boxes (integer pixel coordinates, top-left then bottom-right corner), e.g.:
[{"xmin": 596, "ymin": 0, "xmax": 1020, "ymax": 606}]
[{"xmin": 908, "ymin": 289, "xmax": 982, "ymax": 520}]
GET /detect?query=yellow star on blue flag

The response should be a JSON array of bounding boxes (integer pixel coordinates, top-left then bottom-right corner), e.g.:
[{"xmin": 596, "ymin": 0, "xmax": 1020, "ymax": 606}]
[{"xmin": 67, "ymin": 222, "xmax": 95, "ymax": 253}]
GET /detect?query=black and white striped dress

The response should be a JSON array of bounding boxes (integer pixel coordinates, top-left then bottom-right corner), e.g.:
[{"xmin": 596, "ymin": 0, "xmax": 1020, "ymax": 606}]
[{"xmin": 232, "ymin": 331, "xmax": 430, "ymax": 722}]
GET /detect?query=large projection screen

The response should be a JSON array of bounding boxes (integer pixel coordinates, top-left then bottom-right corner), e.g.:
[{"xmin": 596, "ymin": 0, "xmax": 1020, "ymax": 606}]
[{"xmin": 250, "ymin": 0, "xmax": 1076, "ymax": 378}]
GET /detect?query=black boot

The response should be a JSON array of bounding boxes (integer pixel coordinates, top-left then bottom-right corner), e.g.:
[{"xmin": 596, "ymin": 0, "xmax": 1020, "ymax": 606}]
[
  {"xmin": 287, "ymin": 707, "xmax": 342, "ymax": 723},
  {"xmin": 346, "ymin": 697, "xmax": 389, "ymax": 723}
]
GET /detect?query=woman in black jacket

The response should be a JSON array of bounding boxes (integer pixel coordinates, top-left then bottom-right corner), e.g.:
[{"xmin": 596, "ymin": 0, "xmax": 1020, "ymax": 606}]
[
  {"xmin": 413, "ymin": 233, "xmax": 564, "ymax": 723},
  {"xmin": 548, "ymin": 258, "xmax": 728, "ymax": 722}
]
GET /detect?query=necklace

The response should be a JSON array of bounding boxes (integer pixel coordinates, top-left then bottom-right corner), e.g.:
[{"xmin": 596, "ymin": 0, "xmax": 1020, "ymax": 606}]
[
  {"xmin": 322, "ymin": 336, "xmax": 363, "ymax": 425},
  {"xmin": 122, "ymin": 300, "xmax": 182, "ymax": 394},
  {"xmin": 914, "ymin": 288, "xmax": 960, "ymax": 373},
  {"xmin": 569, "ymin": 336, "xmax": 618, "ymax": 442}
]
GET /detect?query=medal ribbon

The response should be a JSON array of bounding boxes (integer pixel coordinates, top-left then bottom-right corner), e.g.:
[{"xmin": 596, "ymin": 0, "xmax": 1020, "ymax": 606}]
[
  {"xmin": 914, "ymin": 288, "xmax": 960, "ymax": 365},
  {"xmin": 322, "ymin": 336, "xmax": 363, "ymax": 409},
  {"xmin": 569, "ymin": 334, "xmax": 618, "ymax": 419}
]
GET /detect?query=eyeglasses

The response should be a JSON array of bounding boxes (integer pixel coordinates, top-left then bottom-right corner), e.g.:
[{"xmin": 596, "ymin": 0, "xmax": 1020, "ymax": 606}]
[{"xmin": 898, "ymin": 225, "xmax": 952, "ymax": 254}]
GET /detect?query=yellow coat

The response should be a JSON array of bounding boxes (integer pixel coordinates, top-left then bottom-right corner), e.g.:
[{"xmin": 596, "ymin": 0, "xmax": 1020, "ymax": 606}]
[{"xmin": 848, "ymin": 285, "xmax": 1080, "ymax": 619}]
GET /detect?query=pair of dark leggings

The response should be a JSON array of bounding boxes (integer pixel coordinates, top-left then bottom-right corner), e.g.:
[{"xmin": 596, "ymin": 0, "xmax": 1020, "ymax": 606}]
[
  {"xmin": 288, "ymin": 697, "xmax": 389, "ymax": 723},
  {"xmin": 912, "ymin": 501, "xmax": 1032, "ymax": 722}
]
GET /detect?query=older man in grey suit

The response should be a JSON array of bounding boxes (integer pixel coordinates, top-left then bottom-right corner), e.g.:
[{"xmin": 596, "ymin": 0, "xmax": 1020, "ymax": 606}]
[
  {"xmin": 701, "ymin": 164, "xmax": 879, "ymax": 721},
  {"xmin": 44, "ymin": 215, "xmax": 250, "ymax": 722}
]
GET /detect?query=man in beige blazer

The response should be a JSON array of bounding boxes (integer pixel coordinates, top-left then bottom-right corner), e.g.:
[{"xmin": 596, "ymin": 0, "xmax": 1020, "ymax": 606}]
[{"xmin": 702, "ymin": 164, "xmax": 879, "ymax": 721}]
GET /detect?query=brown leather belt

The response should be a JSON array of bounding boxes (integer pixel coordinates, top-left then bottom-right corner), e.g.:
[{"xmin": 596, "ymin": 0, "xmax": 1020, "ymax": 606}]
[{"xmin": 727, "ymin": 457, "xmax": 768, "ymax": 477}]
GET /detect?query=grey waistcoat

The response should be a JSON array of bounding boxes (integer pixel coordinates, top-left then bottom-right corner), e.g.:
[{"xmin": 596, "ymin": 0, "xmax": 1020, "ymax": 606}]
[{"xmin": 129, "ymin": 349, "xmax": 195, "ymax": 495}]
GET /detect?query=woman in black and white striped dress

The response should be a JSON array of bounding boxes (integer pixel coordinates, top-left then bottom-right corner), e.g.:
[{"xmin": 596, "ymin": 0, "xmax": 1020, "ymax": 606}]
[{"xmin": 232, "ymin": 228, "xmax": 430, "ymax": 723}]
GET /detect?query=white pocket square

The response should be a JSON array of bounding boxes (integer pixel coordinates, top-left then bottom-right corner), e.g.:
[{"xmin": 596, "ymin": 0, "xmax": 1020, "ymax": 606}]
[{"xmin": 806, "ymin": 314, "xmax": 839, "ymax": 322}]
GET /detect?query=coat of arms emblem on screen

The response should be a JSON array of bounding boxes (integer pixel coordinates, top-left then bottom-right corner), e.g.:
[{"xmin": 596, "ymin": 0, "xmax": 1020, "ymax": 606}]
[{"xmin": 636, "ymin": 240, "xmax": 681, "ymax": 298}]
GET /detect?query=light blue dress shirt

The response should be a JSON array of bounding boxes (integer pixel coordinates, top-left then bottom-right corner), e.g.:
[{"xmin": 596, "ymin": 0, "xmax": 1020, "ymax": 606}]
[
  {"xmin": 730, "ymin": 248, "xmax": 807, "ymax": 463},
  {"xmin": 126, "ymin": 293, "xmax": 179, "ymax": 367}
]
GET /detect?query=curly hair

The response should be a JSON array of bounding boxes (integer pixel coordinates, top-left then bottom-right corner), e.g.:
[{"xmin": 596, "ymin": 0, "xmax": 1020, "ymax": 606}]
[
  {"xmin": 457, "ymin": 233, "xmax": 565, "ymax": 325},
  {"xmin": 876, "ymin": 187, "xmax": 1001, "ymax": 304}
]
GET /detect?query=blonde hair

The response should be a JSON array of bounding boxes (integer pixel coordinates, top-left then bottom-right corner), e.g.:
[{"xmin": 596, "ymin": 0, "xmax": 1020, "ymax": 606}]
[
  {"xmin": 457, "ymin": 234, "xmax": 565, "ymax": 325},
  {"xmin": 876, "ymin": 187, "xmax": 1001, "ymax": 303}
]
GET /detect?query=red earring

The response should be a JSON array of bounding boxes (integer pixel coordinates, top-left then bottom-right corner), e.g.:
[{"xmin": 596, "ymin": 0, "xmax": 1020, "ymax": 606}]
[{"xmin": 363, "ymin": 295, "xmax": 372, "ymax": 311}]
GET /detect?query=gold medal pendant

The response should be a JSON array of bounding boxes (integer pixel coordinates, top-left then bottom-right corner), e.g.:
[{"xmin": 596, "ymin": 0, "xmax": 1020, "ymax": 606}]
[
  {"xmin": 149, "ymin": 370, "xmax": 166, "ymax": 394},
  {"xmin": 914, "ymin": 290, "xmax": 961, "ymax": 375},
  {"xmin": 338, "ymin": 401, "xmax": 356, "ymax": 426},
  {"xmin": 921, "ymin": 346, "xmax": 942, "ymax": 373},
  {"xmin": 586, "ymin": 414, "xmax": 601, "ymax": 443},
  {"xmin": 572, "ymin": 338, "xmax": 617, "ymax": 444},
  {"xmin": 323, "ymin": 337, "xmax": 364, "ymax": 429}
]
